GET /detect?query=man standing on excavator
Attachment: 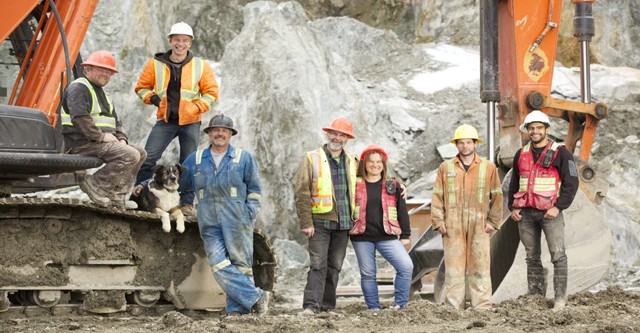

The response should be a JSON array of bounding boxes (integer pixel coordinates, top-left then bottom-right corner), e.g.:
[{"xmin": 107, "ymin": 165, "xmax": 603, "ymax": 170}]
[
  {"xmin": 431, "ymin": 124, "xmax": 503, "ymax": 310},
  {"xmin": 508, "ymin": 110, "xmax": 579, "ymax": 311},
  {"xmin": 134, "ymin": 21, "xmax": 218, "ymax": 216},
  {"xmin": 61, "ymin": 50, "xmax": 146, "ymax": 209}
]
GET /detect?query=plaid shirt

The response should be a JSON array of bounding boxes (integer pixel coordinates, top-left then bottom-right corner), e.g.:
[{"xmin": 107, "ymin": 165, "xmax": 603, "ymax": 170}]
[{"xmin": 313, "ymin": 145, "xmax": 353, "ymax": 231}]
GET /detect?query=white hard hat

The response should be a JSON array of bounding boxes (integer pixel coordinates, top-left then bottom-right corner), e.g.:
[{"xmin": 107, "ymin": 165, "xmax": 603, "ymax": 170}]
[
  {"xmin": 519, "ymin": 110, "xmax": 551, "ymax": 133},
  {"xmin": 168, "ymin": 22, "xmax": 194, "ymax": 39}
]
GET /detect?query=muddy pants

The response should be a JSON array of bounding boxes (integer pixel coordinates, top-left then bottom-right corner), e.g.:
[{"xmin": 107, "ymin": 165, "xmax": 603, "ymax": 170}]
[
  {"xmin": 69, "ymin": 141, "xmax": 146, "ymax": 199},
  {"xmin": 198, "ymin": 201, "xmax": 263, "ymax": 314},
  {"xmin": 517, "ymin": 208, "xmax": 567, "ymax": 299},
  {"xmin": 303, "ymin": 226, "xmax": 349, "ymax": 312},
  {"xmin": 442, "ymin": 217, "xmax": 492, "ymax": 310}
]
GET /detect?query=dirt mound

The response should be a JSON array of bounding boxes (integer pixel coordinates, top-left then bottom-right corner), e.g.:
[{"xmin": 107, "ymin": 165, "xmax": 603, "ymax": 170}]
[{"xmin": 0, "ymin": 286, "xmax": 638, "ymax": 333}]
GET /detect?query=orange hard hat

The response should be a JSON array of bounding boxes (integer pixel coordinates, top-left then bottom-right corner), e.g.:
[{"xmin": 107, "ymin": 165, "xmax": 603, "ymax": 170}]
[
  {"xmin": 322, "ymin": 117, "xmax": 355, "ymax": 139},
  {"xmin": 81, "ymin": 50, "xmax": 118, "ymax": 73},
  {"xmin": 360, "ymin": 144, "xmax": 388, "ymax": 161}
]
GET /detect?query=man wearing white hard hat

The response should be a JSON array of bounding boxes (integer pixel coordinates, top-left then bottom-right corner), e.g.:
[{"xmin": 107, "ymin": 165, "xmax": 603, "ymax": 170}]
[
  {"xmin": 508, "ymin": 110, "xmax": 579, "ymax": 311},
  {"xmin": 134, "ymin": 21, "xmax": 219, "ymax": 216}
]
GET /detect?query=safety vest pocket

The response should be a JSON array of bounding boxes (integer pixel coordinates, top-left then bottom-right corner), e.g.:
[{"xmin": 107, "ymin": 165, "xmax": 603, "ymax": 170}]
[
  {"xmin": 512, "ymin": 191, "xmax": 527, "ymax": 208},
  {"xmin": 349, "ymin": 219, "xmax": 366, "ymax": 235},
  {"xmin": 533, "ymin": 195, "xmax": 556, "ymax": 211}
]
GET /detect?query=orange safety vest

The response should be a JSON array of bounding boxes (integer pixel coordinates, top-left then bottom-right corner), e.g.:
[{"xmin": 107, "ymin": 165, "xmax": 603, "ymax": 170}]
[
  {"xmin": 512, "ymin": 141, "xmax": 563, "ymax": 210},
  {"xmin": 135, "ymin": 57, "xmax": 218, "ymax": 125},
  {"xmin": 350, "ymin": 178, "xmax": 401, "ymax": 236}
]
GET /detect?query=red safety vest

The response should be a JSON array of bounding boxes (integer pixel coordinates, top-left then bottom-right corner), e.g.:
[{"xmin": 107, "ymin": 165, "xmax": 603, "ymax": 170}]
[
  {"xmin": 350, "ymin": 178, "xmax": 401, "ymax": 236},
  {"xmin": 512, "ymin": 140, "xmax": 563, "ymax": 210}
]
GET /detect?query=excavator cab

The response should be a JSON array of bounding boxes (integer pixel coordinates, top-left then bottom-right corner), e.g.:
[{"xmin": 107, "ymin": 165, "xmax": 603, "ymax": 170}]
[{"xmin": 1, "ymin": 1, "xmax": 103, "ymax": 195}]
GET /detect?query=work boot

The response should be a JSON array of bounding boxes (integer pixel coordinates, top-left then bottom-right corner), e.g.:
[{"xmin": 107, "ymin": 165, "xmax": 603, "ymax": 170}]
[
  {"xmin": 553, "ymin": 269, "xmax": 568, "ymax": 311},
  {"xmin": 79, "ymin": 177, "xmax": 110, "ymax": 207},
  {"xmin": 527, "ymin": 267, "xmax": 548, "ymax": 296},
  {"xmin": 253, "ymin": 291, "xmax": 270, "ymax": 317},
  {"xmin": 298, "ymin": 308, "xmax": 316, "ymax": 316}
]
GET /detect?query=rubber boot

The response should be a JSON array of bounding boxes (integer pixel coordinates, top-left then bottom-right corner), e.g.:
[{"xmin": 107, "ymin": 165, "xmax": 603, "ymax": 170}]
[
  {"xmin": 553, "ymin": 269, "xmax": 568, "ymax": 311},
  {"xmin": 527, "ymin": 267, "xmax": 547, "ymax": 296}
]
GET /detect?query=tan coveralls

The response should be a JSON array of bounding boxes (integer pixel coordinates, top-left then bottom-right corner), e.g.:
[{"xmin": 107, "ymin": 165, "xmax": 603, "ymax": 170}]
[{"xmin": 431, "ymin": 153, "xmax": 503, "ymax": 309}]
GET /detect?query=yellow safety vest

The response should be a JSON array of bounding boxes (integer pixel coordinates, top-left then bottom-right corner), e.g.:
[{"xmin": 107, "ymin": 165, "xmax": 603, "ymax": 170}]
[
  {"xmin": 61, "ymin": 77, "xmax": 116, "ymax": 129},
  {"xmin": 306, "ymin": 148, "xmax": 357, "ymax": 214}
]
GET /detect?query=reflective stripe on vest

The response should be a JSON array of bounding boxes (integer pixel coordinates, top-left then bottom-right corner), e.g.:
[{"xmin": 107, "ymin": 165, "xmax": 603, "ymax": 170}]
[
  {"xmin": 350, "ymin": 178, "xmax": 400, "ymax": 236},
  {"xmin": 445, "ymin": 158, "xmax": 489, "ymax": 205},
  {"xmin": 61, "ymin": 77, "xmax": 116, "ymax": 129},
  {"xmin": 140, "ymin": 57, "xmax": 215, "ymax": 109},
  {"xmin": 513, "ymin": 141, "xmax": 563, "ymax": 210},
  {"xmin": 306, "ymin": 148, "xmax": 356, "ymax": 214}
]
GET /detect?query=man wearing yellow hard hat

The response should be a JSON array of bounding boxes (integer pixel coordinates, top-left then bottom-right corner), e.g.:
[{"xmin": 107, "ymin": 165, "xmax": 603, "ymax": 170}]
[{"xmin": 431, "ymin": 124, "xmax": 503, "ymax": 310}]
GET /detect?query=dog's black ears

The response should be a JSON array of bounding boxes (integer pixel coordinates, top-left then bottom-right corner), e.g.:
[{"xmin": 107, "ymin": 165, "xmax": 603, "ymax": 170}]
[
  {"xmin": 175, "ymin": 163, "xmax": 187, "ymax": 174},
  {"xmin": 152, "ymin": 165, "xmax": 164, "ymax": 173}
]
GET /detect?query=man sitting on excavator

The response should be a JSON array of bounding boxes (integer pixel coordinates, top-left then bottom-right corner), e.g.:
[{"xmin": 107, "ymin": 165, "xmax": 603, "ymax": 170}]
[{"xmin": 61, "ymin": 50, "xmax": 146, "ymax": 209}]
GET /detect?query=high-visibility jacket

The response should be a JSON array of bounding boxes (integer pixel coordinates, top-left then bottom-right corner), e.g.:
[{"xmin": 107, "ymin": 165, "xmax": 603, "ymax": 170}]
[
  {"xmin": 306, "ymin": 148, "xmax": 357, "ymax": 214},
  {"xmin": 512, "ymin": 141, "xmax": 563, "ymax": 211},
  {"xmin": 61, "ymin": 77, "xmax": 116, "ymax": 130},
  {"xmin": 350, "ymin": 178, "xmax": 401, "ymax": 236},
  {"xmin": 431, "ymin": 153, "xmax": 503, "ymax": 231},
  {"xmin": 135, "ymin": 55, "xmax": 218, "ymax": 125}
]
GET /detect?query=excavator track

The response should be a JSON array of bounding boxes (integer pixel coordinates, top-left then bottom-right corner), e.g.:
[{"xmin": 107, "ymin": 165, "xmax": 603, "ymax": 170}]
[{"xmin": 0, "ymin": 197, "xmax": 277, "ymax": 314}]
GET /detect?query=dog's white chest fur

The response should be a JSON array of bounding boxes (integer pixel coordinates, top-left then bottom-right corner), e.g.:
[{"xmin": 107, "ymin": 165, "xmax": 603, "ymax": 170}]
[{"xmin": 149, "ymin": 187, "xmax": 180, "ymax": 211}]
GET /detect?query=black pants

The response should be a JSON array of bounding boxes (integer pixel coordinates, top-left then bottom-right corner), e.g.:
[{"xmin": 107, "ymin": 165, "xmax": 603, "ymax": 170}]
[{"xmin": 302, "ymin": 226, "xmax": 349, "ymax": 311}]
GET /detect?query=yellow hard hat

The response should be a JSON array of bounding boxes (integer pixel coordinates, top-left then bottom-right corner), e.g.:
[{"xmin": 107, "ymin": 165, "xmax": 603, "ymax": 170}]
[{"xmin": 450, "ymin": 124, "xmax": 483, "ymax": 144}]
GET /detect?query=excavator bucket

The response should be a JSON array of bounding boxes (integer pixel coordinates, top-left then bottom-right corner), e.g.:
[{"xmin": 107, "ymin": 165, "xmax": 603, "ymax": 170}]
[{"xmin": 491, "ymin": 168, "xmax": 612, "ymax": 302}]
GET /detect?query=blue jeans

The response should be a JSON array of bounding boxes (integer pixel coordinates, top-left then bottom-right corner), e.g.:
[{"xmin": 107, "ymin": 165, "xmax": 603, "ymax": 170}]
[
  {"xmin": 351, "ymin": 239, "xmax": 414, "ymax": 309},
  {"xmin": 302, "ymin": 225, "xmax": 349, "ymax": 311},
  {"xmin": 136, "ymin": 120, "xmax": 200, "ymax": 205}
]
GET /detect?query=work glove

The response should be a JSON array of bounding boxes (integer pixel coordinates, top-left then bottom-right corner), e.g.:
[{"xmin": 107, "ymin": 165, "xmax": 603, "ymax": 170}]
[{"xmin": 150, "ymin": 95, "xmax": 161, "ymax": 107}]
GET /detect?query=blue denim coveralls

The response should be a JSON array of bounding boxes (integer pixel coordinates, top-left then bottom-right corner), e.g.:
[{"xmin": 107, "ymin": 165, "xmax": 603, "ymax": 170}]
[{"xmin": 181, "ymin": 144, "xmax": 263, "ymax": 313}]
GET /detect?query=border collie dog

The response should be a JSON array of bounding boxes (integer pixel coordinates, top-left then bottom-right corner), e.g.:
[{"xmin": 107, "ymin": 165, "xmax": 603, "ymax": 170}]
[{"xmin": 135, "ymin": 164, "xmax": 187, "ymax": 233}]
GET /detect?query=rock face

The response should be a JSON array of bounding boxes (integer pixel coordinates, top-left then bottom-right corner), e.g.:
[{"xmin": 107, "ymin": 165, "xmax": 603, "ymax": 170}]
[{"xmin": 80, "ymin": 0, "xmax": 640, "ymax": 277}]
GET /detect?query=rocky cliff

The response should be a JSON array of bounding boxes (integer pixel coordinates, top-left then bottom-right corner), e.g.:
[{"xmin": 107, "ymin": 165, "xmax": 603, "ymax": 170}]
[{"xmin": 82, "ymin": 0, "xmax": 640, "ymax": 279}]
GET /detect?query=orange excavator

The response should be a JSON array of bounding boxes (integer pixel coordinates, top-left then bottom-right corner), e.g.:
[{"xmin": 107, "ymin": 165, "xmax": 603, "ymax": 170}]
[
  {"xmin": 0, "ymin": 0, "xmax": 275, "ymax": 313},
  {"xmin": 410, "ymin": 0, "xmax": 612, "ymax": 303}
]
